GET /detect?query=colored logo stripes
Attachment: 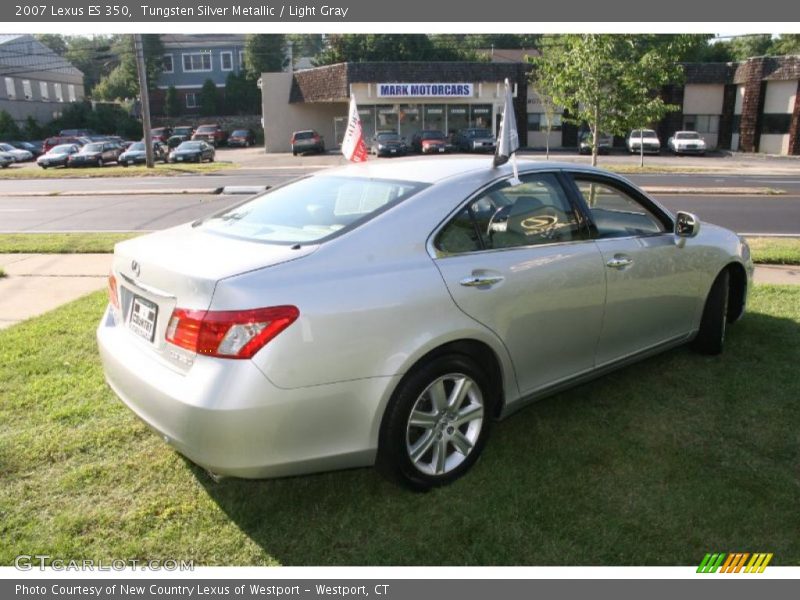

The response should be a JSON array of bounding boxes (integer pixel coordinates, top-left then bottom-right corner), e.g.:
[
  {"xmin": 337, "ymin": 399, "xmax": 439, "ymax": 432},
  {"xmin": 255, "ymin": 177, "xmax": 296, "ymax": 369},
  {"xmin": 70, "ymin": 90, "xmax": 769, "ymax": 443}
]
[{"xmin": 697, "ymin": 552, "xmax": 773, "ymax": 573}]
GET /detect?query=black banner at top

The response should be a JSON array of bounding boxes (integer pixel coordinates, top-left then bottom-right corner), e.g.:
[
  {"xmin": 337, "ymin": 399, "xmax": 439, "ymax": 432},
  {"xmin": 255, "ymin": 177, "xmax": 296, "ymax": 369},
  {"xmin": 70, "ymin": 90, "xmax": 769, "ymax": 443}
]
[{"xmin": 2, "ymin": 0, "xmax": 800, "ymax": 22}]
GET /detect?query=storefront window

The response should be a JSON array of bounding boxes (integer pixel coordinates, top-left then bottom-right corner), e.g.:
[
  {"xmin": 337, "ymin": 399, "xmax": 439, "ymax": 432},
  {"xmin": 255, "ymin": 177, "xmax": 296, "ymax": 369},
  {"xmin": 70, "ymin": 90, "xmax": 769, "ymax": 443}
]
[
  {"xmin": 358, "ymin": 106, "xmax": 376, "ymax": 140},
  {"xmin": 399, "ymin": 104, "xmax": 421, "ymax": 140},
  {"xmin": 469, "ymin": 104, "xmax": 493, "ymax": 129},
  {"xmin": 424, "ymin": 105, "xmax": 445, "ymax": 132},
  {"xmin": 375, "ymin": 105, "xmax": 399, "ymax": 133},
  {"xmin": 447, "ymin": 104, "xmax": 469, "ymax": 137}
]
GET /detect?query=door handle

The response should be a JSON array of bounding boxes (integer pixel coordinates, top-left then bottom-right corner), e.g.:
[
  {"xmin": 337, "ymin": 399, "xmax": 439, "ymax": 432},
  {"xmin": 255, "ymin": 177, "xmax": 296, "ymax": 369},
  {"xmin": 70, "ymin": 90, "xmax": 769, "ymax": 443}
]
[
  {"xmin": 459, "ymin": 275, "xmax": 504, "ymax": 287},
  {"xmin": 606, "ymin": 255, "xmax": 634, "ymax": 269}
]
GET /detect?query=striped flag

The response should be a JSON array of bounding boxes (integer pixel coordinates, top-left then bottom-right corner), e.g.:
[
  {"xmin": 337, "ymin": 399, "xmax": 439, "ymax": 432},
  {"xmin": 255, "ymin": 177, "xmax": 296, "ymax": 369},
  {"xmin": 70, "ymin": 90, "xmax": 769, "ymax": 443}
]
[
  {"xmin": 493, "ymin": 78, "xmax": 521, "ymax": 185},
  {"xmin": 341, "ymin": 94, "xmax": 369, "ymax": 163}
]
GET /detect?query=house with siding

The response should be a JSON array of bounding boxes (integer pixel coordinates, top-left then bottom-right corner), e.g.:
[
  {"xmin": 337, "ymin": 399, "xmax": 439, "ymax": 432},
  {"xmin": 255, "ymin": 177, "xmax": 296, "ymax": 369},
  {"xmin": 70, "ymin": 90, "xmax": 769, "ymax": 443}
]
[
  {"xmin": 152, "ymin": 34, "xmax": 248, "ymax": 115},
  {"xmin": 0, "ymin": 34, "xmax": 85, "ymax": 126}
]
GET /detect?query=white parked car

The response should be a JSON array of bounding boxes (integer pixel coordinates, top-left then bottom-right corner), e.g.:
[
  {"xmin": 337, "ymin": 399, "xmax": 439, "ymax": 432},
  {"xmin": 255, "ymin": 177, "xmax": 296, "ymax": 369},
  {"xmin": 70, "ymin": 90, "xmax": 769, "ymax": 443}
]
[
  {"xmin": 0, "ymin": 142, "xmax": 33, "ymax": 162},
  {"xmin": 626, "ymin": 129, "xmax": 661, "ymax": 154},
  {"xmin": 668, "ymin": 131, "xmax": 707, "ymax": 156},
  {"xmin": 98, "ymin": 158, "xmax": 753, "ymax": 490}
]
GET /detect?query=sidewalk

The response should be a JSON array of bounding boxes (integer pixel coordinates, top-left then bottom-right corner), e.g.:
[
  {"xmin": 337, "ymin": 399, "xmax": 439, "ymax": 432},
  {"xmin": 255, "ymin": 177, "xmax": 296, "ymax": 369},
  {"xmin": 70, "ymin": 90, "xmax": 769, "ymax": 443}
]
[{"xmin": 0, "ymin": 253, "xmax": 797, "ymax": 330}]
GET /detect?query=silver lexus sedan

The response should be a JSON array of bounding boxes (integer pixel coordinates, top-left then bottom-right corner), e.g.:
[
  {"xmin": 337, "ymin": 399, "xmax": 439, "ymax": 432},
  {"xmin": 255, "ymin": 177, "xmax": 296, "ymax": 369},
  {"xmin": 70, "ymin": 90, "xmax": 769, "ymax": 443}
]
[{"xmin": 97, "ymin": 158, "xmax": 753, "ymax": 490}]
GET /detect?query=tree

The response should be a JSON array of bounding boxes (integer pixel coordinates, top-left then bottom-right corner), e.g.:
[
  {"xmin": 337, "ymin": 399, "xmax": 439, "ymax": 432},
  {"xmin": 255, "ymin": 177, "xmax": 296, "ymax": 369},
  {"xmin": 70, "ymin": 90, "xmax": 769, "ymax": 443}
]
[
  {"xmin": 164, "ymin": 85, "xmax": 181, "ymax": 118},
  {"xmin": 314, "ymin": 34, "xmax": 478, "ymax": 65},
  {"xmin": 35, "ymin": 34, "xmax": 68, "ymax": 56},
  {"xmin": 64, "ymin": 35, "xmax": 116, "ymax": 96},
  {"xmin": 199, "ymin": 79, "xmax": 218, "ymax": 116},
  {"xmin": 533, "ymin": 35, "xmax": 683, "ymax": 167},
  {"xmin": 93, "ymin": 35, "xmax": 165, "ymax": 100},
  {"xmin": 244, "ymin": 34, "xmax": 287, "ymax": 78},
  {"xmin": 23, "ymin": 116, "xmax": 43, "ymax": 140},
  {"xmin": 0, "ymin": 111, "xmax": 21, "ymax": 140}
]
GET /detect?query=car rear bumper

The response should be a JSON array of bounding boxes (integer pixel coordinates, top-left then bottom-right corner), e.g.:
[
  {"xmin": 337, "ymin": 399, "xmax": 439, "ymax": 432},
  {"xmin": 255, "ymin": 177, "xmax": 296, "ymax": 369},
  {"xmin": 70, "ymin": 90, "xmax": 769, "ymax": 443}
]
[{"xmin": 97, "ymin": 305, "xmax": 391, "ymax": 478}]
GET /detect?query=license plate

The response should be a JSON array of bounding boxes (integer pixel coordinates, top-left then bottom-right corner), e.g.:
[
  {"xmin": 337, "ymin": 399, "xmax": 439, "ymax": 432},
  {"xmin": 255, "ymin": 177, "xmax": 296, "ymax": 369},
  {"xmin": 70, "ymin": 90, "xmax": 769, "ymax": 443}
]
[
  {"xmin": 129, "ymin": 295, "xmax": 158, "ymax": 342},
  {"xmin": 390, "ymin": 149, "xmax": 397, "ymax": 153},
  {"xmin": 438, "ymin": 148, "xmax": 445, "ymax": 153}
]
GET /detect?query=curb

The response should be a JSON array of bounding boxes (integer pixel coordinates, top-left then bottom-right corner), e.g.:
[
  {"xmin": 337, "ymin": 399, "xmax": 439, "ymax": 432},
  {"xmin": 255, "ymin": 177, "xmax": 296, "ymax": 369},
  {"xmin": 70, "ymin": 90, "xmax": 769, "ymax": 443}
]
[
  {"xmin": 641, "ymin": 186, "xmax": 785, "ymax": 196},
  {"xmin": 1, "ymin": 186, "xmax": 272, "ymax": 198}
]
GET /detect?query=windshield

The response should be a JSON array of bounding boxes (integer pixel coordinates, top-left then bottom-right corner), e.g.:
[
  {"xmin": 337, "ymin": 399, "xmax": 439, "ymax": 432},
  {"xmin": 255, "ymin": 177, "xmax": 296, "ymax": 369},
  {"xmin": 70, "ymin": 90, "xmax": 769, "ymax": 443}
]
[
  {"xmin": 174, "ymin": 127, "xmax": 193, "ymax": 134},
  {"xmin": 632, "ymin": 130, "xmax": 657, "ymax": 138},
  {"xmin": 466, "ymin": 129, "xmax": 492, "ymax": 138},
  {"xmin": 199, "ymin": 176, "xmax": 426, "ymax": 244},
  {"xmin": 177, "ymin": 142, "xmax": 203, "ymax": 151},
  {"xmin": 676, "ymin": 132, "xmax": 700, "ymax": 139},
  {"xmin": 51, "ymin": 145, "xmax": 75, "ymax": 154},
  {"xmin": 0, "ymin": 144, "xmax": 13, "ymax": 151},
  {"xmin": 82, "ymin": 143, "xmax": 104, "ymax": 152},
  {"xmin": 231, "ymin": 130, "xmax": 249, "ymax": 136},
  {"xmin": 196, "ymin": 126, "xmax": 216, "ymax": 133},
  {"xmin": 128, "ymin": 142, "xmax": 145, "ymax": 151},
  {"xmin": 377, "ymin": 134, "xmax": 401, "ymax": 142}
]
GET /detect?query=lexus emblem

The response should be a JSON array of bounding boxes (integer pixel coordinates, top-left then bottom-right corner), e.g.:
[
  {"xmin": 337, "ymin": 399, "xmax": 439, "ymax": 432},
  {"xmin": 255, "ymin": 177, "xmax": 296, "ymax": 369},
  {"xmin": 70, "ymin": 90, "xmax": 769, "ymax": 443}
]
[{"xmin": 131, "ymin": 260, "xmax": 140, "ymax": 277}]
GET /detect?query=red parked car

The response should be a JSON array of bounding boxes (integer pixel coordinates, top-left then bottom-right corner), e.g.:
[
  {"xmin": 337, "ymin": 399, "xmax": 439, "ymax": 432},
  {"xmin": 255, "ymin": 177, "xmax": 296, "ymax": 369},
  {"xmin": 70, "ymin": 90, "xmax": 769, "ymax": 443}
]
[
  {"xmin": 192, "ymin": 124, "xmax": 228, "ymax": 147},
  {"xmin": 150, "ymin": 127, "xmax": 173, "ymax": 143}
]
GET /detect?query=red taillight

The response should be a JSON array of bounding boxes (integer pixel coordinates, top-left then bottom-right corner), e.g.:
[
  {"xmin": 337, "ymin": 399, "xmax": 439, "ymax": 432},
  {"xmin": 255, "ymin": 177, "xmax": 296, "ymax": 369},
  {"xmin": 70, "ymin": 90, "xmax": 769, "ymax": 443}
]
[
  {"xmin": 312, "ymin": 134, "xmax": 320, "ymax": 142},
  {"xmin": 290, "ymin": 135, "xmax": 296, "ymax": 143},
  {"xmin": 107, "ymin": 273, "xmax": 119, "ymax": 309},
  {"xmin": 165, "ymin": 306, "xmax": 299, "ymax": 359}
]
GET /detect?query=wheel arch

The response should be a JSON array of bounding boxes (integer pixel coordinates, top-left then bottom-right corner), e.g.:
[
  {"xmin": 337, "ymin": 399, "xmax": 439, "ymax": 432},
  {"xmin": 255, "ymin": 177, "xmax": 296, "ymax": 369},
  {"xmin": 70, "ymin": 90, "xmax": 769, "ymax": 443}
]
[{"xmin": 725, "ymin": 261, "xmax": 748, "ymax": 323}]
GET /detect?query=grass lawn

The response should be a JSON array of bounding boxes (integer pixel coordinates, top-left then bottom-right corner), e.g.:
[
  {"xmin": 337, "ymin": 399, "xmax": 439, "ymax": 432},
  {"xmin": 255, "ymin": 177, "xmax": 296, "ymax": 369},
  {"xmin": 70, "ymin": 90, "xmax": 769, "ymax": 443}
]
[
  {"xmin": 0, "ymin": 162, "xmax": 234, "ymax": 179},
  {"xmin": 0, "ymin": 233, "xmax": 141, "ymax": 254},
  {"xmin": 0, "ymin": 266, "xmax": 5, "ymax": 278},
  {"xmin": 746, "ymin": 237, "xmax": 800, "ymax": 266},
  {"xmin": 1, "ymin": 286, "xmax": 799, "ymax": 566}
]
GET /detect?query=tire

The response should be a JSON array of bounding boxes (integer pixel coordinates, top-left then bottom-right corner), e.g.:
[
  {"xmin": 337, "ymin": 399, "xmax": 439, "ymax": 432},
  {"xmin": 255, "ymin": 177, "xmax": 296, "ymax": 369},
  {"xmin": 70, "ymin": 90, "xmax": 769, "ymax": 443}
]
[
  {"xmin": 97, "ymin": 159, "xmax": 104, "ymax": 168},
  {"xmin": 40, "ymin": 164, "xmax": 47, "ymax": 169},
  {"xmin": 377, "ymin": 354, "xmax": 494, "ymax": 491},
  {"xmin": 691, "ymin": 270, "xmax": 730, "ymax": 355}
]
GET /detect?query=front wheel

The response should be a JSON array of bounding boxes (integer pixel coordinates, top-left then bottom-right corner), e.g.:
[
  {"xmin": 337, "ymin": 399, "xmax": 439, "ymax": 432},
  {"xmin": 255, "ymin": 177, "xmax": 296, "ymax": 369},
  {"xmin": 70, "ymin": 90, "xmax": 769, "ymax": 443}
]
[
  {"xmin": 691, "ymin": 270, "xmax": 730, "ymax": 355},
  {"xmin": 377, "ymin": 354, "xmax": 493, "ymax": 490},
  {"xmin": 97, "ymin": 158, "xmax": 104, "ymax": 168}
]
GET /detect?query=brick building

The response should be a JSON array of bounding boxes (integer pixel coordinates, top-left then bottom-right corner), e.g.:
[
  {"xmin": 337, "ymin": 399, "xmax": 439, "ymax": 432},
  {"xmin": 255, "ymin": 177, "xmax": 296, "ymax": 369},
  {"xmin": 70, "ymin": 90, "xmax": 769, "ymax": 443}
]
[{"xmin": 260, "ymin": 56, "xmax": 800, "ymax": 155}]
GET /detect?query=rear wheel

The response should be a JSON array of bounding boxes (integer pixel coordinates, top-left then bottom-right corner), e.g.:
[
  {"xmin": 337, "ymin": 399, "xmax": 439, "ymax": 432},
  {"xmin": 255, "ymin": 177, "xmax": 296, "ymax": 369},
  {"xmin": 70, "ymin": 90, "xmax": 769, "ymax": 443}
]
[
  {"xmin": 97, "ymin": 158, "xmax": 104, "ymax": 168},
  {"xmin": 692, "ymin": 270, "xmax": 730, "ymax": 355},
  {"xmin": 377, "ymin": 354, "xmax": 493, "ymax": 490}
]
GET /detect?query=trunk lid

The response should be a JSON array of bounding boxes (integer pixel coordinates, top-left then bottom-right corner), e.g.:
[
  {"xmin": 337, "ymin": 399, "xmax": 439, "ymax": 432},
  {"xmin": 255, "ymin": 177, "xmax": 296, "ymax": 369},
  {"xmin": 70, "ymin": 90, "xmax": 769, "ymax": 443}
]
[{"xmin": 110, "ymin": 224, "xmax": 317, "ymax": 369}]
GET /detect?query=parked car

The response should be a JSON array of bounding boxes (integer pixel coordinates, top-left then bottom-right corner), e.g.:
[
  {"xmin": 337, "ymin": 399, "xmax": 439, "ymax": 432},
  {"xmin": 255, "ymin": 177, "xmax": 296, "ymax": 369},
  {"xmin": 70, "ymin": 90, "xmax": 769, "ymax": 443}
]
[
  {"xmin": 578, "ymin": 132, "xmax": 613, "ymax": 155},
  {"xmin": 371, "ymin": 132, "xmax": 408, "ymax": 157},
  {"xmin": 291, "ymin": 129, "xmax": 325, "ymax": 155},
  {"xmin": 67, "ymin": 141, "xmax": 123, "ymax": 167},
  {"xmin": 36, "ymin": 143, "xmax": 80, "ymax": 168},
  {"xmin": 168, "ymin": 126, "xmax": 195, "ymax": 148},
  {"xmin": 228, "ymin": 129, "xmax": 256, "ymax": 148},
  {"xmin": 9, "ymin": 141, "xmax": 44, "ymax": 158},
  {"xmin": 411, "ymin": 130, "xmax": 448, "ymax": 154},
  {"xmin": 43, "ymin": 136, "xmax": 86, "ymax": 153},
  {"xmin": 150, "ymin": 127, "xmax": 173, "ymax": 144},
  {"xmin": 627, "ymin": 129, "xmax": 661, "ymax": 154},
  {"xmin": 0, "ymin": 143, "xmax": 33, "ymax": 162},
  {"xmin": 192, "ymin": 124, "xmax": 228, "ymax": 147},
  {"xmin": 168, "ymin": 140, "xmax": 215, "ymax": 163},
  {"xmin": 119, "ymin": 141, "xmax": 168, "ymax": 166},
  {"xmin": 454, "ymin": 128, "xmax": 496, "ymax": 152},
  {"xmin": 97, "ymin": 157, "xmax": 752, "ymax": 490},
  {"xmin": 668, "ymin": 131, "xmax": 707, "ymax": 156},
  {"xmin": 0, "ymin": 152, "xmax": 14, "ymax": 168}
]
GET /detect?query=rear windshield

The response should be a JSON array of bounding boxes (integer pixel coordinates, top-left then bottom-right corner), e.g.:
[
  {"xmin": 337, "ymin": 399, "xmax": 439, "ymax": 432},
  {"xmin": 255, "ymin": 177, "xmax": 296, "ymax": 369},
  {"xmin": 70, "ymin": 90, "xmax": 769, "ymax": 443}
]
[
  {"xmin": 196, "ymin": 126, "xmax": 217, "ymax": 133},
  {"xmin": 632, "ymin": 130, "xmax": 657, "ymax": 138},
  {"xmin": 294, "ymin": 131, "xmax": 315, "ymax": 140},
  {"xmin": 422, "ymin": 131, "xmax": 445, "ymax": 140},
  {"xmin": 177, "ymin": 142, "xmax": 204, "ymax": 150},
  {"xmin": 465, "ymin": 129, "xmax": 492, "ymax": 138},
  {"xmin": 231, "ymin": 130, "xmax": 249, "ymax": 136},
  {"xmin": 199, "ymin": 176, "xmax": 426, "ymax": 244},
  {"xmin": 675, "ymin": 132, "xmax": 700, "ymax": 139},
  {"xmin": 51, "ymin": 144, "xmax": 75, "ymax": 153}
]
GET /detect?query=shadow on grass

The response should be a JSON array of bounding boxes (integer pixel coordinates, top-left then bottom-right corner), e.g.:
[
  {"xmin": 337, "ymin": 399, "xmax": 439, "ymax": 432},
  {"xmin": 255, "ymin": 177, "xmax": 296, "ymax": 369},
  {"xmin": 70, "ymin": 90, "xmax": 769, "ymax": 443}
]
[{"xmin": 194, "ymin": 310, "xmax": 800, "ymax": 566}]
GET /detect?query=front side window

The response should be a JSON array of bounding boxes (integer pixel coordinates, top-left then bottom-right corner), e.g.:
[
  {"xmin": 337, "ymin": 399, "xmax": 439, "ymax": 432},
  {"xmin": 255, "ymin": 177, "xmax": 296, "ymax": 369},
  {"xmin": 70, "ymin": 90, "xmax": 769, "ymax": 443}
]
[
  {"xmin": 199, "ymin": 176, "xmax": 426, "ymax": 244},
  {"xmin": 437, "ymin": 173, "xmax": 583, "ymax": 254},
  {"xmin": 573, "ymin": 178, "xmax": 667, "ymax": 239}
]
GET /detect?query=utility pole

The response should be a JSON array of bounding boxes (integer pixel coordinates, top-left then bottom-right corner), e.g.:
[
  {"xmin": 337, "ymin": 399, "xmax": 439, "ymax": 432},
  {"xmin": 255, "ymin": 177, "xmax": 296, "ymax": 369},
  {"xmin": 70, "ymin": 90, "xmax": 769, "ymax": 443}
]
[{"xmin": 133, "ymin": 34, "xmax": 155, "ymax": 168}]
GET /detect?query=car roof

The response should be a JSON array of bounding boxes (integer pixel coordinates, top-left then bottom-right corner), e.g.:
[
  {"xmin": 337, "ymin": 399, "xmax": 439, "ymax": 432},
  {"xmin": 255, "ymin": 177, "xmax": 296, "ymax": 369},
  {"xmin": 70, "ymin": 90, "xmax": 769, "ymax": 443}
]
[{"xmin": 323, "ymin": 156, "xmax": 622, "ymax": 185}]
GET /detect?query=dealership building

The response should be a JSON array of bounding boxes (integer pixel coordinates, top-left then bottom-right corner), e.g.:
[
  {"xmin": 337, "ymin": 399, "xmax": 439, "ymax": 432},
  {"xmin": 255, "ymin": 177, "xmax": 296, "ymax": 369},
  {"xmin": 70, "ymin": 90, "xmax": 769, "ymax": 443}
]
[{"xmin": 260, "ymin": 55, "xmax": 800, "ymax": 155}]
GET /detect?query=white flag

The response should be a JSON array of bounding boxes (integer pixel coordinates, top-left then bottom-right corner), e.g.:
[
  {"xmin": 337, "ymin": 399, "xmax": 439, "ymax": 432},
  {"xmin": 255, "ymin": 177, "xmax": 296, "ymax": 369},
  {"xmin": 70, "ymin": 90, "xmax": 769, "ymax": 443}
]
[
  {"xmin": 493, "ymin": 78, "xmax": 521, "ymax": 185},
  {"xmin": 341, "ymin": 94, "xmax": 369, "ymax": 163}
]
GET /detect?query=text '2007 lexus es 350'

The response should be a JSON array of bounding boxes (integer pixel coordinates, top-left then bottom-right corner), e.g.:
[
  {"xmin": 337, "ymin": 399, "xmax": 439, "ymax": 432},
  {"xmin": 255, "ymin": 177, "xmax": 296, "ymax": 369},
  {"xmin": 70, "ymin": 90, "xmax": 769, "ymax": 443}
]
[{"xmin": 97, "ymin": 158, "xmax": 753, "ymax": 490}]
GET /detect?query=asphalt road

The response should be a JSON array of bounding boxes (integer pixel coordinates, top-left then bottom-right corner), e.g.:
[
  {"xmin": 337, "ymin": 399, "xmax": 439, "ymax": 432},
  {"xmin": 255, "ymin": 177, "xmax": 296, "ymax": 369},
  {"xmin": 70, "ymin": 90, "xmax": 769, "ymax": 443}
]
[{"xmin": 0, "ymin": 189, "xmax": 798, "ymax": 235}]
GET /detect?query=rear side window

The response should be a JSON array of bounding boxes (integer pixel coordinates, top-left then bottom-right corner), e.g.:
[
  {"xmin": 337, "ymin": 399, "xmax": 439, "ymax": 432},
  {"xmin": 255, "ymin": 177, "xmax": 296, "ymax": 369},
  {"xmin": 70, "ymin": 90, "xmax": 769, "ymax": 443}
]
[
  {"xmin": 436, "ymin": 173, "xmax": 584, "ymax": 254},
  {"xmin": 573, "ymin": 178, "xmax": 667, "ymax": 238},
  {"xmin": 200, "ymin": 176, "xmax": 426, "ymax": 244}
]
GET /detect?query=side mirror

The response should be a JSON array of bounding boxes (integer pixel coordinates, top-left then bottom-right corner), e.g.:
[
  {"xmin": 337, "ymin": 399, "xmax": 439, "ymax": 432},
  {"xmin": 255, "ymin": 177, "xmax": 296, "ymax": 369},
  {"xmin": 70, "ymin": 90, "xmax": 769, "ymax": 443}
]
[{"xmin": 675, "ymin": 211, "xmax": 700, "ymax": 238}]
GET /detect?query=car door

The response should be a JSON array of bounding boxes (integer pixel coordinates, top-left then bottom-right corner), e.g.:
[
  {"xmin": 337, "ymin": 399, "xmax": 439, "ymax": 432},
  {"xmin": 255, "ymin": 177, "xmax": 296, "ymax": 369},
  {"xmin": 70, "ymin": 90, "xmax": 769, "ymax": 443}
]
[
  {"xmin": 432, "ymin": 172, "xmax": 607, "ymax": 396},
  {"xmin": 567, "ymin": 173, "xmax": 705, "ymax": 367}
]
